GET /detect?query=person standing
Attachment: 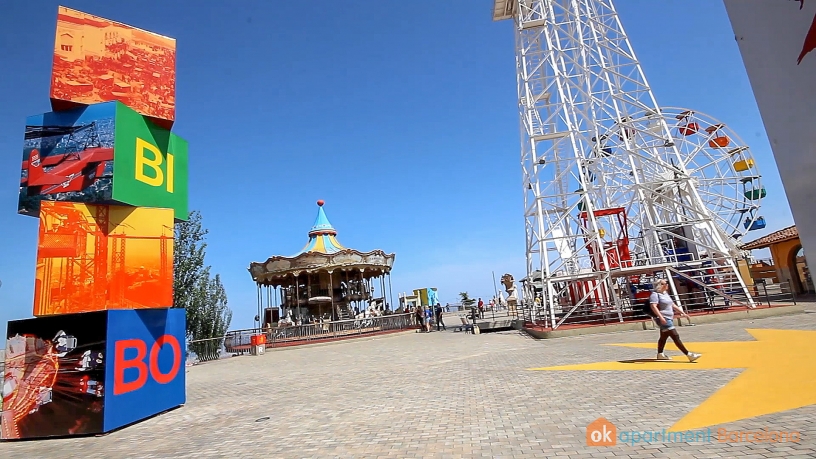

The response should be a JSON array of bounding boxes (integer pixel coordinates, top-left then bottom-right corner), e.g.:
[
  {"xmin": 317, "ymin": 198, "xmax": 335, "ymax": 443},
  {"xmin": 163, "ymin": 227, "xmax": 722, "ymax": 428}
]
[
  {"xmin": 650, "ymin": 279, "xmax": 701, "ymax": 362},
  {"xmin": 414, "ymin": 306, "xmax": 425, "ymax": 331},
  {"xmin": 434, "ymin": 303, "xmax": 446, "ymax": 331}
]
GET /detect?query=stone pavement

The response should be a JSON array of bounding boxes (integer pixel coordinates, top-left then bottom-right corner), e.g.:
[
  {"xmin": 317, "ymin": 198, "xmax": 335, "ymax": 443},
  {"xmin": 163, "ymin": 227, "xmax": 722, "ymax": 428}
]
[{"xmin": 2, "ymin": 308, "xmax": 816, "ymax": 458}]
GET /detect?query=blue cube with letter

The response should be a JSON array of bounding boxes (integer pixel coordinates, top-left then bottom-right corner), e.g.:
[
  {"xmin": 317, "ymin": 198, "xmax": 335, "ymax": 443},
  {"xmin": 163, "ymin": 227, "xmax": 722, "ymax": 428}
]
[
  {"xmin": 1, "ymin": 308, "xmax": 186, "ymax": 439},
  {"xmin": 104, "ymin": 308, "xmax": 186, "ymax": 431}
]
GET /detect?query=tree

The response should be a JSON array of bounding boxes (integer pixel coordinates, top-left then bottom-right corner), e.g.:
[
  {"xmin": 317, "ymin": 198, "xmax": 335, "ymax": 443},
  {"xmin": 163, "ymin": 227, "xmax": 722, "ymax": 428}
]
[
  {"xmin": 173, "ymin": 210, "xmax": 232, "ymax": 362},
  {"xmin": 459, "ymin": 292, "xmax": 476, "ymax": 308}
]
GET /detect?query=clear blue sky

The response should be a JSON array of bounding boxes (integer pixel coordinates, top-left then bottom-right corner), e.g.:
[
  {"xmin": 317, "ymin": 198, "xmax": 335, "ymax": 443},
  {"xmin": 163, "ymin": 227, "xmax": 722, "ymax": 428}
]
[{"xmin": 0, "ymin": 0, "xmax": 794, "ymax": 332}]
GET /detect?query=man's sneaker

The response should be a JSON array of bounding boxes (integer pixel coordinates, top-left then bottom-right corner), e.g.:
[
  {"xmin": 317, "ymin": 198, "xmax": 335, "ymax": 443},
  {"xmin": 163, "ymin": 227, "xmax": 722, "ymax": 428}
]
[
  {"xmin": 687, "ymin": 352, "xmax": 702, "ymax": 362},
  {"xmin": 656, "ymin": 352, "xmax": 670, "ymax": 360}
]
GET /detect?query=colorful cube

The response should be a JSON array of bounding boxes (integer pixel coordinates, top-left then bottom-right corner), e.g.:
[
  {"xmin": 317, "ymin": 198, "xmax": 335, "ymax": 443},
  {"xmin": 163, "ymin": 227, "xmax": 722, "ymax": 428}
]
[
  {"xmin": 19, "ymin": 101, "xmax": 188, "ymax": 221},
  {"xmin": 50, "ymin": 6, "xmax": 176, "ymax": 128},
  {"xmin": 33, "ymin": 201, "xmax": 174, "ymax": 316},
  {"xmin": 1, "ymin": 308, "xmax": 186, "ymax": 439}
]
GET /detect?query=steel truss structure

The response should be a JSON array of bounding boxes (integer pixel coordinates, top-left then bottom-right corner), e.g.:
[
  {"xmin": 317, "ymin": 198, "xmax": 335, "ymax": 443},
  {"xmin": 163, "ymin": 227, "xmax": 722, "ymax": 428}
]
[{"xmin": 493, "ymin": 0, "xmax": 757, "ymax": 328}]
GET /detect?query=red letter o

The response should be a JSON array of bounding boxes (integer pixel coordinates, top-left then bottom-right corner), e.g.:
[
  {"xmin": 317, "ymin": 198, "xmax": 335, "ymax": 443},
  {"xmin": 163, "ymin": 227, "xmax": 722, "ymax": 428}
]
[{"xmin": 148, "ymin": 334, "xmax": 181, "ymax": 384}]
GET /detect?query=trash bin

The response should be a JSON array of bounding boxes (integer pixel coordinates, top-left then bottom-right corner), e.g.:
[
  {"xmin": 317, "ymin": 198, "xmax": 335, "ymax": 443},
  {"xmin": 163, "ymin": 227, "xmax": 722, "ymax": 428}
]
[{"xmin": 250, "ymin": 334, "xmax": 266, "ymax": 356}]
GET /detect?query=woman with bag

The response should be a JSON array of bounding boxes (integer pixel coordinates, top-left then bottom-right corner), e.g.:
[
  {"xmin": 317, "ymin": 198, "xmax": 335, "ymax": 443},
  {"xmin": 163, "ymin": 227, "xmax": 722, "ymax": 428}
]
[{"xmin": 650, "ymin": 279, "xmax": 702, "ymax": 362}]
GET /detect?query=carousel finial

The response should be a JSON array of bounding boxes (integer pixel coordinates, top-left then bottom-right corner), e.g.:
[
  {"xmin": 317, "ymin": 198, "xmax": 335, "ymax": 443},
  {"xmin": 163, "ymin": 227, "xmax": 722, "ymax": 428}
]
[{"xmin": 317, "ymin": 199, "xmax": 325, "ymax": 206}]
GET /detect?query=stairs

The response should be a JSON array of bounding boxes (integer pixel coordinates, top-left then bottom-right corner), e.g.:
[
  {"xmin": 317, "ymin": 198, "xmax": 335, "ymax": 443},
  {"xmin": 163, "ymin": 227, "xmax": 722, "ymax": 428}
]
[
  {"xmin": 336, "ymin": 306, "xmax": 353, "ymax": 321},
  {"xmin": 666, "ymin": 257, "xmax": 755, "ymax": 310}
]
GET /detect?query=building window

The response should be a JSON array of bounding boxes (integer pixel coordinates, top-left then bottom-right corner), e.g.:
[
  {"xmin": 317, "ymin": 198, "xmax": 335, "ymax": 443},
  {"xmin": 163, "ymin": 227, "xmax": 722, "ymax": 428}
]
[{"xmin": 61, "ymin": 45, "xmax": 73, "ymax": 51}]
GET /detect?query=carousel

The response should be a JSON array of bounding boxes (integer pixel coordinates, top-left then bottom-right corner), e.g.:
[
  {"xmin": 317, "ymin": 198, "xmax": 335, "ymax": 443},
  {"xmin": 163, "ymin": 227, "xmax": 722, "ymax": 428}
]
[{"xmin": 248, "ymin": 200, "xmax": 396, "ymax": 326}]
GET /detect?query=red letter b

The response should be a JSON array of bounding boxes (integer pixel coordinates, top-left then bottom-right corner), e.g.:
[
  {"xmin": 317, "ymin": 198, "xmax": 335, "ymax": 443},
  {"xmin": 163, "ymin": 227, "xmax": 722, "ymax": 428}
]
[{"xmin": 114, "ymin": 339, "xmax": 148, "ymax": 395}]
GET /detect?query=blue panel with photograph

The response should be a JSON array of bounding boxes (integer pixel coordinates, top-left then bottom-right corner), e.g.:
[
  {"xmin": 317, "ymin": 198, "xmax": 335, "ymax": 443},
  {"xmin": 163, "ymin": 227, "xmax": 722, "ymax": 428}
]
[{"xmin": 19, "ymin": 101, "xmax": 117, "ymax": 217}]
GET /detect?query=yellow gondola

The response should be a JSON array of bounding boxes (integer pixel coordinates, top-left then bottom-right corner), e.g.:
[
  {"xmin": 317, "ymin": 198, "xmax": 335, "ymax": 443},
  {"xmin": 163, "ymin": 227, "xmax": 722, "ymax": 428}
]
[{"xmin": 733, "ymin": 159, "xmax": 754, "ymax": 172}]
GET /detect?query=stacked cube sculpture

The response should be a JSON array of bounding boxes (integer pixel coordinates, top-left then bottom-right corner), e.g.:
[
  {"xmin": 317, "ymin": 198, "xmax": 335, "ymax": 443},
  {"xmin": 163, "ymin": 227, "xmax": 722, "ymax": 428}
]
[{"xmin": 2, "ymin": 6, "xmax": 187, "ymax": 440}]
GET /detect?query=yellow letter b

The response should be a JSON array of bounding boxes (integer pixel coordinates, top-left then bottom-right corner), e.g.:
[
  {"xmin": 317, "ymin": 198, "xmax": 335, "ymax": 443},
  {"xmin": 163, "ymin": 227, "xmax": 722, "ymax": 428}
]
[{"xmin": 135, "ymin": 138, "xmax": 164, "ymax": 187}]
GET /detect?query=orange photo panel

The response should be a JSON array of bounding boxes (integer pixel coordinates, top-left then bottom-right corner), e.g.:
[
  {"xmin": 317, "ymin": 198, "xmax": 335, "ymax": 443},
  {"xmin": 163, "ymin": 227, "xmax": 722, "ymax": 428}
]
[
  {"xmin": 33, "ymin": 201, "xmax": 174, "ymax": 316},
  {"xmin": 49, "ymin": 6, "xmax": 176, "ymax": 128}
]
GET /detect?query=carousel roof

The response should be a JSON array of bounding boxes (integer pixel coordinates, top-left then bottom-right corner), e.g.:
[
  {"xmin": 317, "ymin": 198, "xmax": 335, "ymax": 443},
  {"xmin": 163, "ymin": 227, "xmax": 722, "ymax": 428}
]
[
  {"xmin": 294, "ymin": 200, "xmax": 346, "ymax": 255},
  {"xmin": 248, "ymin": 200, "xmax": 396, "ymax": 285}
]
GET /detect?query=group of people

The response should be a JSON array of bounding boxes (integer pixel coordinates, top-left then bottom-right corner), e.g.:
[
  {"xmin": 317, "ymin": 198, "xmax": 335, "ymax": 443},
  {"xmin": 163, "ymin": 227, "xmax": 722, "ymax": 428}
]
[
  {"xmin": 473, "ymin": 297, "xmax": 504, "ymax": 319},
  {"xmin": 412, "ymin": 303, "xmax": 447, "ymax": 332},
  {"xmin": 403, "ymin": 280, "xmax": 701, "ymax": 362}
]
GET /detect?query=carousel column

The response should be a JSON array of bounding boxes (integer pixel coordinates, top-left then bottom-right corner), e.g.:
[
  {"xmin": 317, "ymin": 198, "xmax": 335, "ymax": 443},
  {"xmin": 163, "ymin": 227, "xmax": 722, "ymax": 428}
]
[
  {"xmin": 307, "ymin": 272, "xmax": 312, "ymax": 319},
  {"xmin": 256, "ymin": 283, "xmax": 263, "ymax": 330},
  {"xmin": 360, "ymin": 268, "xmax": 367, "ymax": 311},
  {"xmin": 387, "ymin": 271, "xmax": 395, "ymax": 313},
  {"xmin": 293, "ymin": 272, "xmax": 302, "ymax": 319},
  {"xmin": 273, "ymin": 285, "xmax": 279, "ymax": 323},
  {"xmin": 328, "ymin": 270, "xmax": 335, "ymax": 321},
  {"xmin": 380, "ymin": 273, "xmax": 386, "ymax": 311}
]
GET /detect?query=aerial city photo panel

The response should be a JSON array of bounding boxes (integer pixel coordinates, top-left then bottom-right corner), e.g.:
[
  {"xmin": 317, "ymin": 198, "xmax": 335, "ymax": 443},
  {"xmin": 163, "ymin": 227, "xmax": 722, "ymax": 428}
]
[
  {"xmin": 19, "ymin": 101, "xmax": 117, "ymax": 217},
  {"xmin": 50, "ymin": 6, "xmax": 176, "ymax": 128}
]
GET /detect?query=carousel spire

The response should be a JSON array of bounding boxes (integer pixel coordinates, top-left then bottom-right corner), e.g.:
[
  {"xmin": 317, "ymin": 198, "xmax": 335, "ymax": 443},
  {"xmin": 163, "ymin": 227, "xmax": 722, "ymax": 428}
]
[
  {"xmin": 296, "ymin": 200, "xmax": 346, "ymax": 255},
  {"xmin": 309, "ymin": 199, "xmax": 337, "ymax": 236}
]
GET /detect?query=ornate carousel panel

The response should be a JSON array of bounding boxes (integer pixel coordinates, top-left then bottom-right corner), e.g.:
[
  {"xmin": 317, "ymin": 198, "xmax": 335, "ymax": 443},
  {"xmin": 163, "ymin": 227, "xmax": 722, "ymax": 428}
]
[
  {"xmin": 50, "ymin": 6, "xmax": 176, "ymax": 128},
  {"xmin": 33, "ymin": 201, "xmax": 174, "ymax": 316},
  {"xmin": 2, "ymin": 311, "xmax": 108, "ymax": 439},
  {"xmin": 18, "ymin": 101, "xmax": 188, "ymax": 221}
]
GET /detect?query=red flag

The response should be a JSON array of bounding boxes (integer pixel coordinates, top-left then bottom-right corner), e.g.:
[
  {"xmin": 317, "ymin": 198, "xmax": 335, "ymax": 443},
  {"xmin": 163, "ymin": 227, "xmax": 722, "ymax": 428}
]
[{"xmin": 798, "ymin": 11, "xmax": 816, "ymax": 64}]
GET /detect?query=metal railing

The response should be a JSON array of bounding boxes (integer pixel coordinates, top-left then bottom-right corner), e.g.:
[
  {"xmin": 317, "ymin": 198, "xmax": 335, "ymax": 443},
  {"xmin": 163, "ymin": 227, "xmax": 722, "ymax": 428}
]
[
  {"xmin": 184, "ymin": 313, "xmax": 415, "ymax": 365},
  {"xmin": 520, "ymin": 282, "xmax": 797, "ymax": 330},
  {"xmin": 225, "ymin": 313, "xmax": 414, "ymax": 351},
  {"xmin": 187, "ymin": 336, "xmax": 227, "ymax": 364}
]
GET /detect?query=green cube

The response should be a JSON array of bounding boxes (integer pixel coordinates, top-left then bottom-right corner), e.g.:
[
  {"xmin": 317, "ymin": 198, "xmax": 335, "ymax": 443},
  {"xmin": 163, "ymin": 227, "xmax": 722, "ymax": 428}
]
[
  {"xmin": 19, "ymin": 101, "xmax": 188, "ymax": 221},
  {"xmin": 113, "ymin": 102, "xmax": 188, "ymax": 221}
]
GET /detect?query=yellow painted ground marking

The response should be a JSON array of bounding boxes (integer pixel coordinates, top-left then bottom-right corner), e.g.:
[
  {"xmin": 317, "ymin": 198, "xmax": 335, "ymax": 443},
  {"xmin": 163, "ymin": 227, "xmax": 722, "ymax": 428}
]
[{"xmin": 530, "ymin": 329, "xmax": 816, "ymax": 431}]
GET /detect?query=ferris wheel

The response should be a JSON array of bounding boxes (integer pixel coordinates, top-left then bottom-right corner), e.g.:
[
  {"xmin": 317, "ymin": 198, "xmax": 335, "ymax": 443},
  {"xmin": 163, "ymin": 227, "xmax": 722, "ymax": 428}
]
[
  {"xmin": 595, "ymin": 107, "xmax": 767, "ymax": 243},
  {"xmin": 494, "ymin": 0, "xmax": 759, "ymax": 326}
]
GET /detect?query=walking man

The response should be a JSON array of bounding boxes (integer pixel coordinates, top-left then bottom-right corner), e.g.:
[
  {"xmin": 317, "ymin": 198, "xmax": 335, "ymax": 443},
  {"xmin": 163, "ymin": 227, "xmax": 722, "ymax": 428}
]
[{"xmin": 650, "ymin": 279, "xmax": 702, "ymax": 362}]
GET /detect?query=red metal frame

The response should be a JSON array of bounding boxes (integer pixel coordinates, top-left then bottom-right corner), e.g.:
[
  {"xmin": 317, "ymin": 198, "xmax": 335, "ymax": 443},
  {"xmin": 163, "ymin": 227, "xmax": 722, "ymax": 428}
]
[{"xmin": 578, "ymin": 207, "xmax": 633, "ymax": 271}]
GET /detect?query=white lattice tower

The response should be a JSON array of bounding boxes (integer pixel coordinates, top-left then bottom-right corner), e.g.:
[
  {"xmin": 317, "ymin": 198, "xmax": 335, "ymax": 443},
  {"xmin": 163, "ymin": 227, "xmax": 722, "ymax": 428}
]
[{"xmin": 493, "ymin": 0, "xmax": 755, "ymax": 328}]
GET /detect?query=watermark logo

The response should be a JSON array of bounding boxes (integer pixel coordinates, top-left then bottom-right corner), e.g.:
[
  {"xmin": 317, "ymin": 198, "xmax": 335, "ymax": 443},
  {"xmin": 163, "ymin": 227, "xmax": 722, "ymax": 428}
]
[
  {"xmin": 717, "ymin": 428, "xmax": 801, "ymax": 443},
  {"xmin": 586, "ymin": 418, "xmax": 801, "ymax": 446},
  {"xmin": 586, "ymin": 417, "xmax": 616, "ymax": 446}
]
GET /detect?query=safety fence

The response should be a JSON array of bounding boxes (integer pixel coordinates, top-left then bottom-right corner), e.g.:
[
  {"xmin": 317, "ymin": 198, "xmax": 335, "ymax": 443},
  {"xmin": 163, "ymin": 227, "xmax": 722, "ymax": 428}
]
[
  {"xmin": 186, "ymin": 313, "xmax": 415, "ymax": 365},
  {"xmin": 519, "ymin": 282, "xmax": 797, "ymax": 330}
]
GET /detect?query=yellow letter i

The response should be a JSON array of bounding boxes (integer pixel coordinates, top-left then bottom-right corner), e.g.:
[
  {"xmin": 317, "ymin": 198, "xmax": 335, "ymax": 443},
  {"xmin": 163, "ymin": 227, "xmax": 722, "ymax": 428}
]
[{"xmin": 167, "ymin": 153, "xmax": 174, "ymax": 193}]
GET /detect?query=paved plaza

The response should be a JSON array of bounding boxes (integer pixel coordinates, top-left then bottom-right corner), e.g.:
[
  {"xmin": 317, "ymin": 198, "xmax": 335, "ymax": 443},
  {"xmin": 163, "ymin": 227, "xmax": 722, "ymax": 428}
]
[{"xmin": 2, "ymin": 308, "xmax": 816, "ymax": 458}]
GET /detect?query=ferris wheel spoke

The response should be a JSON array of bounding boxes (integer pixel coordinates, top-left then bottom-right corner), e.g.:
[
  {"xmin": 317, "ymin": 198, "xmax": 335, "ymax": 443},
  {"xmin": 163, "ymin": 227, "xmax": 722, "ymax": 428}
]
[{"xmin": 697, "ymin": 187, "xmax": 753, "ymax": 207}]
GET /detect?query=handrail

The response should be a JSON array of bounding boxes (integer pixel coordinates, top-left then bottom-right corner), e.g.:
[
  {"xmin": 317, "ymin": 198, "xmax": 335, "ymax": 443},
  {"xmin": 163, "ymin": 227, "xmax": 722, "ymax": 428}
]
[
  {"xmin": 226, "ymin": 312, "xmax": 413, "ymax": 336},
  {"xmin": 666, "ymin": 266, "xmax": 751, "ymax": 309},
  {"xmin": 222, "ymin": 313, "xmax": 414, "ymax": 352}
]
